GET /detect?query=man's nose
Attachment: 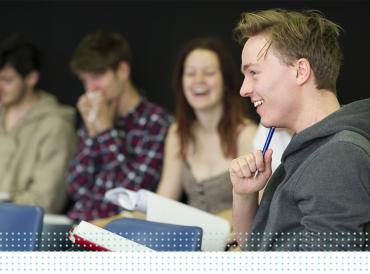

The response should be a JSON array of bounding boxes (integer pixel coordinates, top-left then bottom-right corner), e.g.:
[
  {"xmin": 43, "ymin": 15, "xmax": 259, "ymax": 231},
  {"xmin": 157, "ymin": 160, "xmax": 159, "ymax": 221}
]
[
  {"xmin": 240, "ymin": 77, "xmax": 253, "ymax": 97},
  {"xmin": 85, "ymin": 81, "xmax": 100, "ymax": 92}
]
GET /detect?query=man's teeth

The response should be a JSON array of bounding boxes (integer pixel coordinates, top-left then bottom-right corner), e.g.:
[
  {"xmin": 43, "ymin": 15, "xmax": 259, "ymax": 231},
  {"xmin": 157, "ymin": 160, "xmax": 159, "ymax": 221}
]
[{"xmin": 254, "ymin": 100, "xmax": 264, "ymax": 107}]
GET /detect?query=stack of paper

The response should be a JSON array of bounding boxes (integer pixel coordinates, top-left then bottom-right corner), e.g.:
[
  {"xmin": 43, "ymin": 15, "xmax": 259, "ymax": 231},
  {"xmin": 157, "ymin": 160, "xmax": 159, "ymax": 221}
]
[{"xmin": 105, "ymin": 188, "xmax": 230, "ymax": 251}]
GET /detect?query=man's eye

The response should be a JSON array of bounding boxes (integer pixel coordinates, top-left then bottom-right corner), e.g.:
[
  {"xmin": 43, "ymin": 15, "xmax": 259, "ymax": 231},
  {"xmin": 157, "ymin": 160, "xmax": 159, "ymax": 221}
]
[{"xmin": 0, "ymin": 77, "xmax": 13, "ymax": 82}]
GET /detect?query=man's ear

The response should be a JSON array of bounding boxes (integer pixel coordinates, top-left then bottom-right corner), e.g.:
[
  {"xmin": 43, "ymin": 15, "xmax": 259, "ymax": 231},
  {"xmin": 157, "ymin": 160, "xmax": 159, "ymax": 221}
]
[
  {"xmin": 295, "ymin": 58, "xmax": 311, "ymax": 86},
  {"xmin": 25, "ymin": 70, "xmax": 39, "ymax": 88},
  {"xmin": 116, "ymin": 61, "xmax": 131, "ymax": 81}
]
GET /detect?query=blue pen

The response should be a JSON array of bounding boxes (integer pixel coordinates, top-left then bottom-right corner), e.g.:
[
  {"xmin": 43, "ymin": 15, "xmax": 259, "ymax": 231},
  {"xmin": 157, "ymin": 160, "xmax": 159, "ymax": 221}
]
[
  {"xmin": 254, "ymin": 127, "xmax": 275, "ymax": 178},
  {"xmin": 262, "ymin": 127, "xmax": 275, "ymax": 155}
]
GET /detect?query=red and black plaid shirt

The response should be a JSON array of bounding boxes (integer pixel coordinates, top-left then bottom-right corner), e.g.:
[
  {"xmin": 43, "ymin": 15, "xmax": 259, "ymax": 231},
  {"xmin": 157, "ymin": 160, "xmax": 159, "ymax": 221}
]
[{"xmin": 67, "ymin": 98, "xmax": 172, "ymax": 221}]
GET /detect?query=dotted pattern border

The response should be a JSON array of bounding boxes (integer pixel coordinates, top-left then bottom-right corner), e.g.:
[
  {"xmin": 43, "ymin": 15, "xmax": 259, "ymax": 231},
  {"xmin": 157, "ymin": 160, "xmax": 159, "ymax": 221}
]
[{"xmin": 0, "ymin": 253, "xmax": 369, "ymax": 273}]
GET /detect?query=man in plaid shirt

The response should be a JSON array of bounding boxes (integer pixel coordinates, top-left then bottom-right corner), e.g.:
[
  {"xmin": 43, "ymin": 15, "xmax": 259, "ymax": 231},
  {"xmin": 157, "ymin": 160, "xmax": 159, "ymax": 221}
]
[{"xmin": 66, "ymin": 31, "xmax": 172, "ymax": 221}]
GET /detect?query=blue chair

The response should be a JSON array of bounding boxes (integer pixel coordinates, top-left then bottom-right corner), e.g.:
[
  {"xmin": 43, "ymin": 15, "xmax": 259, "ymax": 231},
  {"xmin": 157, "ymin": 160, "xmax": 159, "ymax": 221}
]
[
  {"xmin": 0, "ymin": 203, "xmax": 44, "ymax": 251},
  {"xmin": 104, "ymin": 218, "xmax": 203, "ymax": 251}
]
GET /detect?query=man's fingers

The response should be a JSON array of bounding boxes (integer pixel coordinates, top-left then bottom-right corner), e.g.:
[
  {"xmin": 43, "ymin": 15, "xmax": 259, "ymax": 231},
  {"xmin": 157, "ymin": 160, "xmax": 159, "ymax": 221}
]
[
  {"xmin": 229, "ymin": 160, "xmax": 242, "ymax": 177},
  {"xmin": 230, "ymin": 156, "xmax": 255, "ymax": 179},
  {"xmin": 264, "ymin": 149, "xmax": 273, "ymax": 172},
  {"xmin": 230, "ymin": 159, "xmax": 244, "ymax": 178},
  {"xmin": 254, "ymin": 150, "xmax": 265, "ymax": 172},
  {"xmin": 77, "ymin": 95, "xmax": 91, "ymax": 115},
  {"xmin": 246, "ymin": 153, "xmax": 257, "ymax": 174},
  {"xmin": 237, "ymin": 157, "xmax": 252, "ymax": 178}
]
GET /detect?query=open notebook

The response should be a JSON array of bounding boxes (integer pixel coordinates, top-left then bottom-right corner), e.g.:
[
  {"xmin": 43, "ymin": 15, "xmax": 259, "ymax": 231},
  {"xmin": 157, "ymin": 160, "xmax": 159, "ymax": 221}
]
[
  {"xmin": 69, "ymin": 221, "xmax": 152, "ymax": 252},
  {"xmin": 105, "ymin": 188, "xmax": 230, "ymax": 251}
]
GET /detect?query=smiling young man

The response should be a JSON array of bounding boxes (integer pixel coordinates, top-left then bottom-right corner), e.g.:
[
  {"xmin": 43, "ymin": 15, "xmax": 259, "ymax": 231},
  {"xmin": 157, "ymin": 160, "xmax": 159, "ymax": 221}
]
[
  {"xmin": 0, "ymin": 34, "xmax": 76, "ymax": 213},
  {"xmin": 66, "ymin": 31, "xmax": 172, "ymax": 221},
  {"xmin": 229, "ymin": 9, "xmax": 370, "ymax": 251}
]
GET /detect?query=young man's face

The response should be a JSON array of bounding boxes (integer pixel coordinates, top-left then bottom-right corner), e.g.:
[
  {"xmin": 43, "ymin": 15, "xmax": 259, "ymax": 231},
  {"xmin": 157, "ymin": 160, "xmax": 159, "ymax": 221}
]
[
  {"xmin": 0, "ymin": 65, "xmax": 28, "ymax": 107},
  {"xmin": 77, "ymin": 68, "xmax": 124, "ymax": 101},
  {"xmin": 240, "ymin": 33, "xmax": 299, "ymax": 128}
]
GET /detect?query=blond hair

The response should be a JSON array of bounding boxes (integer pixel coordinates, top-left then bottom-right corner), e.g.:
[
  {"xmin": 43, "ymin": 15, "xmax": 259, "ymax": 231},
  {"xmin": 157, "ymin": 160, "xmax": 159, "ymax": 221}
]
[{"xmin": 234, "ymin": 9, "xmax": 343, "ymax": 93}]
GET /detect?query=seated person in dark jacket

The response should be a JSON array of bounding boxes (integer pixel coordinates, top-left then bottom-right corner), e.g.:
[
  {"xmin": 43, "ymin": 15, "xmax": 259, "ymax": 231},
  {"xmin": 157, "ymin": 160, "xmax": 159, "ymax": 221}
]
[{"xmin": 230, "ymin": 9, "xmax": 370, "ymax": 251}]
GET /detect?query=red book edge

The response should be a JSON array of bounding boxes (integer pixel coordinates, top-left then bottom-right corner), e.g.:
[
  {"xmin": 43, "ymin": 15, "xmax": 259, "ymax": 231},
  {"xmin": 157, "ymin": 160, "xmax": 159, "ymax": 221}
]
[{"xmin": 68, "ymin": 226, "xmax": 112, "ymax": 251}]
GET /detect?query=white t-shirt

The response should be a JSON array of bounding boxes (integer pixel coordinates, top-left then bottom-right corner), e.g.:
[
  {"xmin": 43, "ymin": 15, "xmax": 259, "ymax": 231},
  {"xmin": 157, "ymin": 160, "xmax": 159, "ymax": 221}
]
[{"xmin": 252, "ymin": 125, "xmax": 292, "ymax": 173}]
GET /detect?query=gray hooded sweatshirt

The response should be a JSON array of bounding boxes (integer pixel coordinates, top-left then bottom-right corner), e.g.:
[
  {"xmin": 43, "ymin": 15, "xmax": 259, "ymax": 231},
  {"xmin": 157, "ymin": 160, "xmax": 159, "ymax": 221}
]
[{"xmin": 248, "ymin": 98, "xmax": 370, "ymax": 251}]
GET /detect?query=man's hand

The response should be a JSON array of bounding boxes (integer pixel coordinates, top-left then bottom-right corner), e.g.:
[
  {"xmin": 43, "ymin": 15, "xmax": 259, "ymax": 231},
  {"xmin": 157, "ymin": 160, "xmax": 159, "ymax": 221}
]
[
  {"xmin": 77, "ymin": 91, "xmax": 118, "ymax": 137},
  {"xmin": 229, "ymin": 149, "xmax": 273, "ymax": 197}
]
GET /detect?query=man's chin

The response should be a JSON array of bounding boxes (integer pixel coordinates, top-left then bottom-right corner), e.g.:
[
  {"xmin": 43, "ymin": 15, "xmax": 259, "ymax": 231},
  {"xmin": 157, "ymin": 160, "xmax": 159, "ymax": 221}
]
[{"xmin": 260, "ymin": 119, "xmax": 275, "ymax": 128}]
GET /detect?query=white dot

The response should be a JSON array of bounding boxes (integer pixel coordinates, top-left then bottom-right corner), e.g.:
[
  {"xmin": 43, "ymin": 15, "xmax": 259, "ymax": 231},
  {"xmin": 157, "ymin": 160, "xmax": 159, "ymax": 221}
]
[
  {"xmin": 139, "ymin": 118, "xmax": 147, "ymax": 125},
  {"xmin": 151, "ymin": 114, "xmax": 158, "ymax": 121},
  {"xmin": 117, "ymin": 154, "xmax": 125, "ymax": 162},
  {"xmin": 78, "ymin": 188, "xmax": 86, "ymax": 195},
  {"xmin": 85, "ymin": 139, "xmax": 93, "ymax": 146},
  {"xmin": 96, "ymin": 178, "xmax": 103, "ymax": 186},
  {"xmin": 128, "ymin": 172, "xmax": 135, "ymax": 180}
]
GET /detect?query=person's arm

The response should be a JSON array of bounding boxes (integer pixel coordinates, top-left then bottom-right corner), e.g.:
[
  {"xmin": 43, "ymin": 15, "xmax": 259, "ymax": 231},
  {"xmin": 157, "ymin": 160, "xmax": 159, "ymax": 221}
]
[
  {"xmin": 67, "ymin": 92, "xmax": 116, "ymax": 201},
  {"xmin": 156, "ymin": 123, "xmax": 183, "ymax": 200},
  {"xmin": 12, "ymin": 116, "xmax": 77, "ymax": 213},
  {"xmin": 229, "ymin": 149, "xmax": 273, "ymax": 249},
  {"xmin": 94, "ymin": 116, "xmax": 169, "ymax": 192},
  {"xmin": 293, "ymin": 142, "xmax": 370, "ymax": 251},
  {"xmin": 66, "ymin": 127, "xmax": 99, "ymax": 201},
  {"xmin": 231, "ymin": 191, "xmax": 259, "ymax": 248},
  {"xmin": 67, "ymin": 113, "xmax": 170, "ymax": 220}
]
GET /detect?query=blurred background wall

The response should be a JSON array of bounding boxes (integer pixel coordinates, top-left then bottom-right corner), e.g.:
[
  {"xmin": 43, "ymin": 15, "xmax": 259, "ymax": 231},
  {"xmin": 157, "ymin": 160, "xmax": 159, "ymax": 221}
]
[{"xmin": 1, "ymin": 0, "xmax": 369, "ymax": 121}]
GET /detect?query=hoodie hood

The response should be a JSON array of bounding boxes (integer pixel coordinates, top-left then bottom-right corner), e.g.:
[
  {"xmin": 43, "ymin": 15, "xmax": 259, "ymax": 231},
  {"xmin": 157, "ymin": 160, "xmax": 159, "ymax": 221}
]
[
  {"xmin": 282, "ymin": 98, "xmax": 370, "ymax": 161},
  {"xmin": 21, "ymin": 91, "xmax": 74, "ymax": 125},
  {"xmin": 0, "ymin": 91, "xmax": 75, "ymax": 133}
]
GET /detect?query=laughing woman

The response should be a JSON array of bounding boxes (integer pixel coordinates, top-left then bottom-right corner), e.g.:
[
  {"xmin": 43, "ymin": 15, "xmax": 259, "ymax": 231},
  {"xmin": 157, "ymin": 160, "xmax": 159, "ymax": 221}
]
[{"xmin": 157, "ymin": 37, "xmax": 257, "ymax": 215}]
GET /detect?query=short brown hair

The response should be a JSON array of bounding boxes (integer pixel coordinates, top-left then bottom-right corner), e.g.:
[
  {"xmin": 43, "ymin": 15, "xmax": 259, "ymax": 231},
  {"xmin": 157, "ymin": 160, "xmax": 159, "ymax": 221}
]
[
  {"xmin": 234, "ymin": 9, "xmax": 343, "ymax": 93},
  {"xmin": 69, "ymin": 31, "xmax": 132, "ymax": 74},
  {"xmin": 173, "ymin": 37, "xmax": 247, "ymax": 158}
]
